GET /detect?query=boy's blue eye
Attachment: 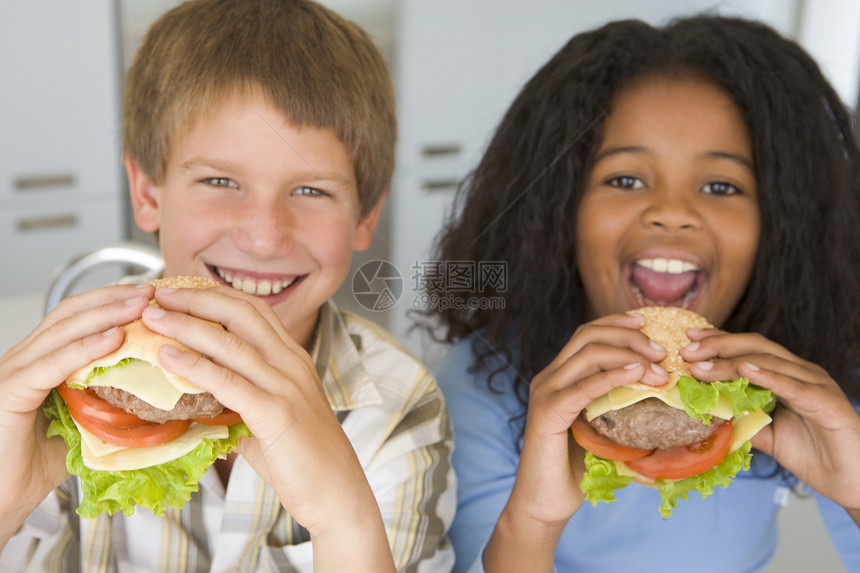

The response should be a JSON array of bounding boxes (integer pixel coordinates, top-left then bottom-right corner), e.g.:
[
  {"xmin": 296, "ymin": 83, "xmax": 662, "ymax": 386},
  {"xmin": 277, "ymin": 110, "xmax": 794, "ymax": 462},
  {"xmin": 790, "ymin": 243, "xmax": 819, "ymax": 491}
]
[
  {"xmin": 607, "ymin": 175, "xmax": 645, "ymax": 190},
  {"xmin": 702, "ymin": 181, "xmax": 740, "ymax": 196},
  {"xmin": 202, "ymin": 177, "xmax": 237, "ymax": 188},
  {"xmin": 292, "ymin": 186, "xmax": 326, "ymax": 197}
]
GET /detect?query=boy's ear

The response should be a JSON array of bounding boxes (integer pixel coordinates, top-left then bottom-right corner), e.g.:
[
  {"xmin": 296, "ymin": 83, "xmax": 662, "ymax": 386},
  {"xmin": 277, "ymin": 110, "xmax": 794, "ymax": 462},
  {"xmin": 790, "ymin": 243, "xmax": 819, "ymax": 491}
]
[
  {"xmin": 353, "ymin": 188, "xmax": 387, "ymax": 252},
  {"xmin": 125, "ymin": 156, "xmax": 161, "ymax": 232}
]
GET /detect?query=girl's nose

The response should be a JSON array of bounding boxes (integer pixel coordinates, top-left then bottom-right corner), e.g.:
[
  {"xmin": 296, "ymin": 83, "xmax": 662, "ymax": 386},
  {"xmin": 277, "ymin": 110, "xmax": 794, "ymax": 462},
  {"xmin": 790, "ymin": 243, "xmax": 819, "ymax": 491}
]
[{"xmin": 641, "ymin": 189, "xmax": 701, "ymax": 231}]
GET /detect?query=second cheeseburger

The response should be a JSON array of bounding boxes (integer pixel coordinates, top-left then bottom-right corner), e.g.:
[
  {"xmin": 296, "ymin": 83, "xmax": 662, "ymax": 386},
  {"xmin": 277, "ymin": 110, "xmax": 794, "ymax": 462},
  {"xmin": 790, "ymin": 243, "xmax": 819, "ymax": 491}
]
[
  {"xmin": 572, "ymin": 306, "xmax": 775, "ymax": 517},
  {"xmin": 44, "ymin": 276, "xmax": 250, "ymax": 518}
]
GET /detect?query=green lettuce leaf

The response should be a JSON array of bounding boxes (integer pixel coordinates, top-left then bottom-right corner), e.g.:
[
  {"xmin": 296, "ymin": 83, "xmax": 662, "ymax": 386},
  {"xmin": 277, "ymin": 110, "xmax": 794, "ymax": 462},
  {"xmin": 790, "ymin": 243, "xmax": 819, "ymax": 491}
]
[
  {"xmin": 44, "ymin": 389, "xmax": 251, "ymax": 519},
  {"xmin": 66, "ymin": 357, "xmax": 137, "ymax": 390},
  {"xmin": 581, "ymin": 452, "xmax": 633, "ymax": 505},
  {"xmin": 579, "ymin": 375, "xmax": 773, "ymax": 517},
  {"xmin": 581, "ymin": 441, "xmax": 753, "ymax": 518},
  {"xmin": 653, "ymin": 441, "xmax": 752, "ymax": 518},
  {"xmin": 677, "ymin": 375, "xmax": 775, "ymax": 422}
]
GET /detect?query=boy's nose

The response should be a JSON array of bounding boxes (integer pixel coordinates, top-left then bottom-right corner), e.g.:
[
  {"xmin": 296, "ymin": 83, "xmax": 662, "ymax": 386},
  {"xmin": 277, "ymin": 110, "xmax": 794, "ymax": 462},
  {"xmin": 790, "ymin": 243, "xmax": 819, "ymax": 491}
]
[{"xmin": 232, "ymin": 200, "xmax": 295, "ymax": 259}]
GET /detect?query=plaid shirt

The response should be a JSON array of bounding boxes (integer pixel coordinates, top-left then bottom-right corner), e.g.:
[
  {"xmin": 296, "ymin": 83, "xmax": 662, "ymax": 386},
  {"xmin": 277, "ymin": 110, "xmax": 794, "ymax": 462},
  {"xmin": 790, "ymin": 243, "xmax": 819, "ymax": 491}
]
[{"xmin": 2, "ymin": 300, "xmax": 455, "ymax": 572}]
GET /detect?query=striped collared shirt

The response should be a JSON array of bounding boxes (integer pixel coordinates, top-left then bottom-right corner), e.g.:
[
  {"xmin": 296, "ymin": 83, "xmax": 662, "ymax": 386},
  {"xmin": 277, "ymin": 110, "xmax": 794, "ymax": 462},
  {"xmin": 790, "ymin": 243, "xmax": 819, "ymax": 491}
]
[{"xmin": 1, "ymin": 300, "xmax": 455, "ymax": 572}]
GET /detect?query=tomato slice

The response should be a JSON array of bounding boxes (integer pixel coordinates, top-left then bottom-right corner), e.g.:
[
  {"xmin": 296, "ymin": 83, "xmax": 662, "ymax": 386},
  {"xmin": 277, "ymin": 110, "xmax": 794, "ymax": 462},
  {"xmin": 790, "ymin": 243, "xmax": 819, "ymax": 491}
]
[
  {"xmin": 571, "ymin": 415, "xmax": 654, "ymax": 462},
  {"xmin": 194, "ymin": 408, "xmax": 242, "ymax": 426},
  {"xmin": 626, "ymin": 419, "xmax": 734, "ymax": 480},
  {"xmin": 57, "ymin": 384, "xmax": 145, "ymax": 427},
  {"xmin": 70, "ymin": 409, "xmax": 193, "ymax": 448}
]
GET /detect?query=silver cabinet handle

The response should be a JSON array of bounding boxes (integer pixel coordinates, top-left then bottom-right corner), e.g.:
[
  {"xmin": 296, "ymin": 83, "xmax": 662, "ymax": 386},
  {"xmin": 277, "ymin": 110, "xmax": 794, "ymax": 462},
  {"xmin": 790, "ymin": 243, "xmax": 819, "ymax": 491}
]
[
  {"xmin": 420, "ymin": 179, "xmax": 460, "ymax": 192},
  {"xmin": 419, "ymin": 144, "xmax": 462, "ymax": 158},
  {"xmin": 13, "ymin": 173, "xmax": 76, "ymax": 191},
  {"xmin": 16, "ymin": 213, "xmax": 78, "ymax": 232}
]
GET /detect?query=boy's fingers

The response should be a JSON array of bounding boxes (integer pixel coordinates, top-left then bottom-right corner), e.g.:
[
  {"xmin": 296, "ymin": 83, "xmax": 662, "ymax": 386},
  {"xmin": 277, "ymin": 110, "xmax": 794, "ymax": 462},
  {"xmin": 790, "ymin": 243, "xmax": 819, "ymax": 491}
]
[
  {"xmin": 3, "ymin": 327, "xmax": 126, "ymax": 405},
  {"xmin": 28, "ymin": 284, "xmax": 153, "ymax": 339},
  {"xmin": 142, "ymin": 305, "xmax": 314, "ymax": 395},
  {"xmin": 150, "ymin": 286, "xmax": 314, "ymax": 368},
  {"xmin": 4, "ymin": 295, "xmax": 149, "ymax": 374}
]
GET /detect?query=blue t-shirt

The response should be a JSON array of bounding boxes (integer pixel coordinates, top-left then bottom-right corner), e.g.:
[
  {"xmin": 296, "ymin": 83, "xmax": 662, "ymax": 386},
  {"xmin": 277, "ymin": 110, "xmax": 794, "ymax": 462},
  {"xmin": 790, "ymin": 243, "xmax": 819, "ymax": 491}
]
[{"xmin": 436, "ymin": 336, "xmax": 860, "ymax": 573}]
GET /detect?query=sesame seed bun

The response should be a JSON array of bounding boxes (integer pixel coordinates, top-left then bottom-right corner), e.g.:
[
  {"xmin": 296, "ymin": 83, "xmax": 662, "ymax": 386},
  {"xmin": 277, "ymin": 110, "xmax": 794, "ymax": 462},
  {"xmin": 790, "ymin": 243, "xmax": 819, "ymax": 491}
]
[{"xmin": 626, "ymin": 306, "xmax": 714, "ymax": 391}]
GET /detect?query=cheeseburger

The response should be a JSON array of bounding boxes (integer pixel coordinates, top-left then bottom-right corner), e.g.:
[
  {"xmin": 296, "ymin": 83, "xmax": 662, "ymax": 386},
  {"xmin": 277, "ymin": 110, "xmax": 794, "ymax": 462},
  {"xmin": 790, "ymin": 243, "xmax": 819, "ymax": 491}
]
[
  {"xmin": 572, "ymin": 306, "xmax": 775, "ymax": 517},
  {"xmin": 43, "ymin": 276, "xmax": 250, "ymax": 518}
]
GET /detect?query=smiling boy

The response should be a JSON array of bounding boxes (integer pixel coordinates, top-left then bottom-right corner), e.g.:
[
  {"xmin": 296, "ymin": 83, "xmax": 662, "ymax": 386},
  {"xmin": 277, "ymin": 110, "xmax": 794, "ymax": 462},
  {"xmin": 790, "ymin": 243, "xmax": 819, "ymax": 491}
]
[
  {"xmin": 0, "ymin": 1, "xmax": 454, "ymax": 571},
  {"xmin": 126, "ymin": 89, "xmax": 371, "ymax": 350}
]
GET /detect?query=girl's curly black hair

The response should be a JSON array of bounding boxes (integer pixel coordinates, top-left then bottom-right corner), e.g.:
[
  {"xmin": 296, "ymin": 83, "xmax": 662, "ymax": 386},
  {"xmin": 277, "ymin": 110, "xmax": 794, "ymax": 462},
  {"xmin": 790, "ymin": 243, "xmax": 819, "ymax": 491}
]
[{"xmin": 423, "ymin": 16, "xmax": 860, "ymax": 408}]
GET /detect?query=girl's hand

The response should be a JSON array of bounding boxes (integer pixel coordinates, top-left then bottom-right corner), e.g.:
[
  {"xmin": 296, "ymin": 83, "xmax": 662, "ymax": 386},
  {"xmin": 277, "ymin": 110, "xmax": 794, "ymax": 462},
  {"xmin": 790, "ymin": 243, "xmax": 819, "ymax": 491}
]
[
  {"xmin": 485, "ymin": 312, "xmax": 668, "ymax": 572},
  {"xmin": 142, "ymin": 286, "xmax": 395, "ymax": 571},
  {"xmin": 0, "ymin": 284, "xmax": 152, "ymax": 544},
  {"xmin": 683, "ymin": 328, "xmax": 860, "ymax": 511}
]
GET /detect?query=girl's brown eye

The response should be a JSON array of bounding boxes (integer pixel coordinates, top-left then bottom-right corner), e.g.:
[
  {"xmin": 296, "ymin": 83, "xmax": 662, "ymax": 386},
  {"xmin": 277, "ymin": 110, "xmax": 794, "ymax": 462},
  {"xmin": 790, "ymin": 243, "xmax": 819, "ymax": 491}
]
[
  {"xmin": 607, "ymin": 175, "xmax": 645, "ymax": 190},
  {"xmin": 702, "ymin": 181, "xmax": 740, "ymax": 196}
]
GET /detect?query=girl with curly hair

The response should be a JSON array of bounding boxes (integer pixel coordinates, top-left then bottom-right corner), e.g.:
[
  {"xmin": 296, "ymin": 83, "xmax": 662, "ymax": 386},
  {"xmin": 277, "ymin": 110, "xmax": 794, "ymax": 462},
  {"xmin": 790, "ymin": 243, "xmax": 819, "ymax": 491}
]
[{"xmin": 428, "ymin": 15, "xmax": 860, "ymax": 572}]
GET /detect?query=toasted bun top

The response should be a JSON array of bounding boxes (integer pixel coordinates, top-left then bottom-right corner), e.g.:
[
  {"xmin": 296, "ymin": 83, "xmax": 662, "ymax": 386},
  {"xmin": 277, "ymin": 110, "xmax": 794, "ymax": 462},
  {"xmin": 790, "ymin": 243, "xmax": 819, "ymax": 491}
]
[
  {"xmin": 626, "ymin": 306, "xmax": 714, "ymax": 391},
  {"xmin": 65, "ymin": 276, "xmax": 221, "ymax": 393},
  {"xmin": 148, "ymin": 276, "xmax": 221, "ymax": 291}
]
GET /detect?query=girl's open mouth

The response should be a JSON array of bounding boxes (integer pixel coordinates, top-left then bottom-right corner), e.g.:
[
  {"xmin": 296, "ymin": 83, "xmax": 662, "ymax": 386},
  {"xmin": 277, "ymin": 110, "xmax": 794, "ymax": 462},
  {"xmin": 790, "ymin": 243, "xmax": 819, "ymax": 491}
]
[{"xmin": 627, "ymin": 258, "xmax": 703, "ymax": 309}]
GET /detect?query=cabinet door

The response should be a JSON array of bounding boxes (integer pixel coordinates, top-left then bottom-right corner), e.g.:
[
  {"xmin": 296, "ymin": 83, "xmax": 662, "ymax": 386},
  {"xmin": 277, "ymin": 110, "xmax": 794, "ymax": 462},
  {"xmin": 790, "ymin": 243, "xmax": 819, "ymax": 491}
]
[
  {"xmin": 0, "ymin": 0, "xmax": 123, "ymax": 202},
  {"xmin": 0, "ymin": 198, "xmax": 123, "ymax": 296}
]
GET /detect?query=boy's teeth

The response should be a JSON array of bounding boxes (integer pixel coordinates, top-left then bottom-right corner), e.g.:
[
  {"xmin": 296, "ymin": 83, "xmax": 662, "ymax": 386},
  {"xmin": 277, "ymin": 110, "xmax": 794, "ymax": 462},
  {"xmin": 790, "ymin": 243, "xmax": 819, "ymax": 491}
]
[
  {"xmin": 636, "ymin": 258, "xmax": 698, "ymax": 274},
  {"xmin": 215, "ymin": 268, "xmax": 296, "ymax": 296}
]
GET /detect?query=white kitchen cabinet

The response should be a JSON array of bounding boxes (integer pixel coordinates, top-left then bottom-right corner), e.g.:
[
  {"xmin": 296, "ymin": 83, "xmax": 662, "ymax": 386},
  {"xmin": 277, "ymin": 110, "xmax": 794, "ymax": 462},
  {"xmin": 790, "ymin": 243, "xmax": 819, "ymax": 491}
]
[
  {"xmin": 0, "ymin": 200, "xmax": 123, "ymax": 295},
  {"xmin": 0, "ymin": 0, "xmax": 125, "ymax": 296}
]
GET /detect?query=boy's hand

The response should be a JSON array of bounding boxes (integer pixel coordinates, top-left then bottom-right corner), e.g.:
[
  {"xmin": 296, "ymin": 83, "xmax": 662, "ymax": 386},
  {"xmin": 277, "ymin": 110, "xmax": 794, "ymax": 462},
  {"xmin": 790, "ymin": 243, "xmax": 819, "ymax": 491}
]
[
  {"xmin": 0, "ymin": 284, "xmax": 152, "ymax": 543},
  {"xmin": 142, "ymin": 286, "xmax": 393, "ymax": 553},
  {"xmin": 682, "ymin": 329, "xmax": 860, "ymax": 513}
]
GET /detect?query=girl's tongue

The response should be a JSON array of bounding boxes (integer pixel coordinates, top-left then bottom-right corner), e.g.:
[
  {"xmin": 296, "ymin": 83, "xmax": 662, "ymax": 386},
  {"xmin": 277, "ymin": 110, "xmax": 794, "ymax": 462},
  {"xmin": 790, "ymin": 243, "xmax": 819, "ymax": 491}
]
[{"xmin": 630, "ymin": 264, "xmax": 699, "ymax": 307}]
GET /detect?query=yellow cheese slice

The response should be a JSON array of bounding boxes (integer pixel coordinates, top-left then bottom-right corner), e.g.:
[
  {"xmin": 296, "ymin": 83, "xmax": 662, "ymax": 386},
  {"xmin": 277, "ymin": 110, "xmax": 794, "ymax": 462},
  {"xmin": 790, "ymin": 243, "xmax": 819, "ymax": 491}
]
[
  {"xmin": 86, "ymin": 359, "xmax": 201, "ymax": 411},
  {"xmin": 66, "ymin": 316, "xmax": 209, "ymax": 397},
  {"xmin": 76, "ymin": 420, "xmax": 229, "ymax": 471},
  {"xmin": 76, "ymin": 419, "xmax": 127, "ymax": 458},
  {"xmin": 729, "ymin": 408, "xmax": 772, "ymax": 453},
  {"xmin": 613, "ymin": 408, "xmax": 772, "ymax": 482},
  {"xmin": 585, "ymin": 385, "xmax": 735, "ymax": 422}
]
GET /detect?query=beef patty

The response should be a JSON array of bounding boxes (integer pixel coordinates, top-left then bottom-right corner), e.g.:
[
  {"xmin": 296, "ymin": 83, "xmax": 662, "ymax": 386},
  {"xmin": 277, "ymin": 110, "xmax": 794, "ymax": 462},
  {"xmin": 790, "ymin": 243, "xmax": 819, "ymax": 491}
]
[
  {"xmin": 588, "ymin": 397, "xmax": 724, "ymax": 450},
  {"xmin": 91, "ymin": 386, "xmax": 224, "ymax": 424}
]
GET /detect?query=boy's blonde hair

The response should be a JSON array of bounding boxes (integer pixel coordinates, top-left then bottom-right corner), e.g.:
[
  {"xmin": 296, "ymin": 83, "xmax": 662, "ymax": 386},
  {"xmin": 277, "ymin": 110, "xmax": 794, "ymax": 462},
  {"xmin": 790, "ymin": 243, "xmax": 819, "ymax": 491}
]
[{"xmin": 123, "ymin": 0, "xmax": 395, "ymax": 215}]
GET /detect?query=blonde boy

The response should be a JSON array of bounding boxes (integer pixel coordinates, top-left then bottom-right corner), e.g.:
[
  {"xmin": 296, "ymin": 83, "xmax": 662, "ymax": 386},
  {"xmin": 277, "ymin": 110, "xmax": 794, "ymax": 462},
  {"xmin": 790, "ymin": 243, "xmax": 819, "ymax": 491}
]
[{"xmin": 0, "ymin": 1, "xmax": 454, "ymax": 571}]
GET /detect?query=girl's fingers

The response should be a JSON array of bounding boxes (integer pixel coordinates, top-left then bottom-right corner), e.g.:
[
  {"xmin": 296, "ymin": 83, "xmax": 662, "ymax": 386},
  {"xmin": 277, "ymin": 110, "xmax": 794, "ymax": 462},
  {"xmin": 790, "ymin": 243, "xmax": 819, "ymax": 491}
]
[
  {"xmin": 525, "ymin": 313, "xmax": 674, "ymax": 431},
  {"xmin": 689, "ymin": 353, "xmax": 813, "ymax": 384},
  {"xmin": 530, "ymin": 362, "xmax": 648, "ymax": 431},
  {"xmin": 683, "ymin": 329, "xmax": 798, "ymax": 364},
  {"xmin": 737, "ymin": 362, "xmax": 850, "ymax": 423},
  {"xmin": 537, "ymin": 339, "xmax": 668, "ymax": 396},
  {"xmin": 552, "ymin": 313, "xmax": 664, "ymax": 366}
]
